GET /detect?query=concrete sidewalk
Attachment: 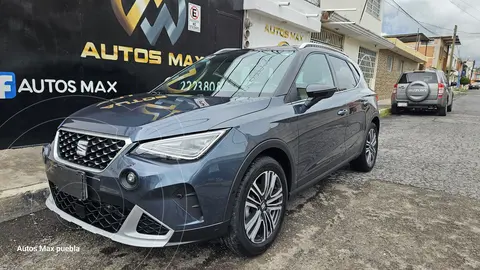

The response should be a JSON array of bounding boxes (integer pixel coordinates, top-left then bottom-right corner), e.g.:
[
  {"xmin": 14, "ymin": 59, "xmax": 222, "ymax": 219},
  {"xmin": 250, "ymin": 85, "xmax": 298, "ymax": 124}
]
[
  {"xmin": 0, "ymin": 146, "xmax": 49, "ymax": 223},
  {"xmin": 378, "ymin": 98, "xmax": 391, "ymax": 109}
]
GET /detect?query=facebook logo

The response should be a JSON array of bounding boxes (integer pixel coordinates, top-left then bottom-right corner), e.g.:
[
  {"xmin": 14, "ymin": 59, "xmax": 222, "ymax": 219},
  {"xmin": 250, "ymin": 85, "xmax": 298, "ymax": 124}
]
[{"xmin": 0, "ymin": 72, "xmax": 16, "ymax": 99}]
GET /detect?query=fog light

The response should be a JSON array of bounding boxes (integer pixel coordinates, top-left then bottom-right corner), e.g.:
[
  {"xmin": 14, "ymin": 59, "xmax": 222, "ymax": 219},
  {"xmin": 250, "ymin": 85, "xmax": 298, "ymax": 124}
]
[
  {"xmin": 126, "ymin": 172, "xmax": 137, "ymax": 185},
  {"xmin": 121, "ymin": 170, "xmax": 139, "ymax": 190}
]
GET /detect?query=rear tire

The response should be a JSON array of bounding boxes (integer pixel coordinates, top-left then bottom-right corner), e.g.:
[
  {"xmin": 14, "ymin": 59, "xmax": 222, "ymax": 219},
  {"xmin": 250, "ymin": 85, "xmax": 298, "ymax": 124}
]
[
  {"xmin": 221, "ymin": 156, "xmax": 288, "ymax": 257},
  {"xmin": 350, "ymin": 122, "xmax": 378, "ymax": 172},
  {"xmin": 438, "ymin": 105, "xmax": 447, "ymax": 116},
  {"xmin": 391, "ymin": 105, "xmax": 399, "ymax": 115},
  {"xmin": 447, "ymin": 101, "xmax": 453, "ymax": 112}
]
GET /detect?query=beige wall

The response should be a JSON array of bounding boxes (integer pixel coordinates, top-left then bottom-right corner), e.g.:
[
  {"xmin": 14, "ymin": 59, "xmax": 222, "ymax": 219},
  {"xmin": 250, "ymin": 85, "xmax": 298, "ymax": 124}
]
[{"xmin": 374, "ymin": 50, "xmax": 420, "ymax": 100}]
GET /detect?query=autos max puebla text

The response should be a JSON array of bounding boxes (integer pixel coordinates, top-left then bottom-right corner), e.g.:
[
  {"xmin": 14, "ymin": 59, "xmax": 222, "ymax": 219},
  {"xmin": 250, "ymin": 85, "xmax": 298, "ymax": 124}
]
[
  {"xmin": 81, "ymin": 42, "xmax": 204, "ymax": 66},
  {"xmin": 17, "ymin": 245, "xmax": 80, "ymax": 253}
]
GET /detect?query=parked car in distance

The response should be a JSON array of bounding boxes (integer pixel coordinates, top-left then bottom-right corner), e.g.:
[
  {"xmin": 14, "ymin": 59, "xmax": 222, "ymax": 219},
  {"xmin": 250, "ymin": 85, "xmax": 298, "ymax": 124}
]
[
  {"xmin": 469, "ymin": 81, "xmax": 480, "ymax": 90},
  {"xmin": 42, "ymin": 43, "xmax": 380, "ymax": 257},
  {"xmin": 391, "ymin": 69, "xmax": 454, "ymax": 116}
]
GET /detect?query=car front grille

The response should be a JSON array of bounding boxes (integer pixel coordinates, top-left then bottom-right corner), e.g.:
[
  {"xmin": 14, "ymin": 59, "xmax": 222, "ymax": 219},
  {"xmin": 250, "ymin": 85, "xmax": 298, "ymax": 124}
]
[
  {"xmin": 136, "ymin": 214, "xmax": 169, "ymax": 235},
  {"xmin": 56, "ymin": 130, "xmax": 126, "ymax": 170},
  {"xmin": 50, "ymin": 182, "xmax": 132, "ymax": 233}
]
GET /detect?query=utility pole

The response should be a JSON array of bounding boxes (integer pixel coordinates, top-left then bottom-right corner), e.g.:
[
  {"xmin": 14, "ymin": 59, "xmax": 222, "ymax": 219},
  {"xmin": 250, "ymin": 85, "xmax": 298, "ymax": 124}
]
[
  {"xmin": 470, "ymin": 60, "xmax": 476, "ymax": 81},
  {"xmin": 415, "ymin": 28, "xmax": 420, "ymax": 51},
  {"xmin": 447, "ymin": 25, "xmax": 458, "ymax": 83}
]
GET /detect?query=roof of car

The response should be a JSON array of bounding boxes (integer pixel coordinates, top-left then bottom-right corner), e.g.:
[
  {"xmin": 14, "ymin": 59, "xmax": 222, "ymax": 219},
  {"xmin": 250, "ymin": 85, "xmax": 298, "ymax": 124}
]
[{"xmin": 214, "ymin": 43, "xmax": 348, "ymax": 57}]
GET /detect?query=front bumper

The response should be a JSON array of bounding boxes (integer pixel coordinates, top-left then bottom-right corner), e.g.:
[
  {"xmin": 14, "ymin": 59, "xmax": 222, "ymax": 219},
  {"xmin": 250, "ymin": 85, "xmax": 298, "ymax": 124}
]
[
  {"xmin": 43, "ymin": 127, "xmax": 249, "ymax": 247},
  {"xmin": 46, "ymin": 194, "xmax": 174, "ymax": 247}
]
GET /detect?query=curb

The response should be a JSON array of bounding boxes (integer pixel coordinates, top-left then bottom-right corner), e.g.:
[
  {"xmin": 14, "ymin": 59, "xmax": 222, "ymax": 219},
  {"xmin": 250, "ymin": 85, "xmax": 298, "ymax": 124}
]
[
  {"xmin": 379, "ymin": 108, "xmax": 391, "ymax": 118},
  {"xmin": 0, "ymin": 182, "xmax": 49, "ymax": 223}
]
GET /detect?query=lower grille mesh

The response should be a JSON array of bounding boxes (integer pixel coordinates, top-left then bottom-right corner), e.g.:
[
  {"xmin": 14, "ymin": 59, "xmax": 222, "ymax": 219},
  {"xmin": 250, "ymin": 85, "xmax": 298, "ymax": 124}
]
[
  {"xmin": 136, "ymin": 214, "xmax": 169, "ymax": 235},
  {"xmin": 50, "ymin": 182, "xmax": 131, "ymax": 233}
]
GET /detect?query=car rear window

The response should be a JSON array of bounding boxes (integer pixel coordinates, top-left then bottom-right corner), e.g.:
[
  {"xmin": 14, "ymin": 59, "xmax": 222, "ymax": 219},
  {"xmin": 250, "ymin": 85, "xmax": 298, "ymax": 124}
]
[{"xmin": 398, "ymin": 72, "xmax": 438, "ymax": 84}]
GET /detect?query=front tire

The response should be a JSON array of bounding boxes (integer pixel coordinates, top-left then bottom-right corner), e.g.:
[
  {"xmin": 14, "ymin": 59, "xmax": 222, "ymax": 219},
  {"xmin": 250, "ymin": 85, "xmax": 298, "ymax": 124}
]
[
  {"xmin": 447, "ymin": 101, "xmax": 453, "ymax": 112},
  {"xmin": 222, "ymin": 156, "xmax": 288, "ymax": 257},
  {"xmin": 350, "ymin": 122, "xmax": 378, "ymax": 172}
]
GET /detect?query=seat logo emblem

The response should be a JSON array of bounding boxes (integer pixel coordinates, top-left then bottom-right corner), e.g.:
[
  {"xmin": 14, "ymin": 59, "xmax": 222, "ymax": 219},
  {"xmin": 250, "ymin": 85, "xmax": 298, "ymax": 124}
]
[
  {"xmin": 111, "ymin": 0, "xmax": 186, "ymax": 46},
  {"xmin": 76, "ymin": 140, "xmax": 89, "ymax": 157}
]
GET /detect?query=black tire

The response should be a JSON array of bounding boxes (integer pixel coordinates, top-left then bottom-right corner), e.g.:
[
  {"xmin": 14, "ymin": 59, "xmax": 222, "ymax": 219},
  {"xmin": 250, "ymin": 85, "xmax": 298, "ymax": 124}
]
[
  {"xmin": 350, "ymin": 122, "xmax": 378, "ymax": 172},
  {"xmin": 221, "ymin": 156, "xmax": 288, "ymax": 257},
  {"xmin": 391, "ymin": 105, "xmax": 399, "ymax": 115},
  {"xmin": 447, "ymin": 101, "xmax": 453, "ymax": 112},
  {"xmin": 438, "ymin": 105, "xmax": 447, "ymax": 116}
]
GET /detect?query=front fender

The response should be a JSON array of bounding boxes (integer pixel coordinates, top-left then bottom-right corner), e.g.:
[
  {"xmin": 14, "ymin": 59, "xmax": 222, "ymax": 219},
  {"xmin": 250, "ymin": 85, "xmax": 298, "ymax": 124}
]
[{"xmin": 222, "ymin": 138, "xmax": 296, "ymax": 222}]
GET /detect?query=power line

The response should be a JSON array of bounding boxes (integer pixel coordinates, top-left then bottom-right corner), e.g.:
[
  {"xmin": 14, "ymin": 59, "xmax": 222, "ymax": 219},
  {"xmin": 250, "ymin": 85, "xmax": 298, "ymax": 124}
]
[
  {"xmin": 455, "ymin": 0, "xmax": 480, "ymax": 13},
  {"xmin": 384, "ymin": 0, "xmax": 439, "ymax": 35},
  {"xmin": 417, "ymin": 21, "xmax": 480, "ymax": 35},
  {"xmin": 449, "ymin": 0, "xmax": 480, "ymax": 23}
]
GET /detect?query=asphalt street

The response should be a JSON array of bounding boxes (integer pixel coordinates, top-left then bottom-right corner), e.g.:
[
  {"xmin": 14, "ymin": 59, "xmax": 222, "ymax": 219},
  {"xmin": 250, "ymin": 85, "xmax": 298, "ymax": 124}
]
[{"xmin": 2, "ymin": 91, "xmax": 480, "ymax": 269}]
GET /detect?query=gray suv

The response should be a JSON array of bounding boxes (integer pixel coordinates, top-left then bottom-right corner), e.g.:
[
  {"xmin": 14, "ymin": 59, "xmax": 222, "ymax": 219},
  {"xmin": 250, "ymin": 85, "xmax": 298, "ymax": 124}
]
[
  {"xmin": 42, "ymin": 43, "xmax": 379, "ymax": 257},
  {"xmin": 391, "ymin": 69, "xmax": 454, "ymax": 116}
]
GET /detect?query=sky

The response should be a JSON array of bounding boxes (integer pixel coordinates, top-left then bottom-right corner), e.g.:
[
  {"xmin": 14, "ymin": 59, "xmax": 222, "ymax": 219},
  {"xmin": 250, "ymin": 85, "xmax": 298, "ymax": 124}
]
[{"xmin": 382, "ymin": 0, "xmax": 480, "ymax": 62}]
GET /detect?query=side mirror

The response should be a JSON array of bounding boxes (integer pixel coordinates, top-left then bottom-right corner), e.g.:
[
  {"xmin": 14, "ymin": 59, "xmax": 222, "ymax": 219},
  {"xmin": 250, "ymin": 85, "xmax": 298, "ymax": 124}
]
[
  {"xmin": 303, "ymin": 84, "xmax": 337, "ymax": 110},
  {"xmin": 306, "ymin": 84, "xmax": 336, "ymax": 99},
  {"xmin": 450, "ymin": 82, "xmax": 457, "ymax": 87}
]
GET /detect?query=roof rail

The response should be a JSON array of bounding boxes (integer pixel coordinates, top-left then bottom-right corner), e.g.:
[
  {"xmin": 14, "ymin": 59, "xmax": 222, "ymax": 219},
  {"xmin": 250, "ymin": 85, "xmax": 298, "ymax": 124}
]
[
  {"xmin": 298, "ymin": 42, "xmax": 347, "ymax": 55},
  {"xmin": 214, "ymin": 48, "xmax": 240, "ymax": 55}
]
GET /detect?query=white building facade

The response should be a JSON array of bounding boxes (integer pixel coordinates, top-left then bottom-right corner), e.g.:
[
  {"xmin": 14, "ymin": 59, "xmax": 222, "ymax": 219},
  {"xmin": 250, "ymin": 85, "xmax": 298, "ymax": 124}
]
[
  {"xmin": 236, "ymin": 0, "xmax": 323, "ymax": 48},
  {"xmin": 311, "ymin": 0, "xmax": 394, "ymax": 89}
]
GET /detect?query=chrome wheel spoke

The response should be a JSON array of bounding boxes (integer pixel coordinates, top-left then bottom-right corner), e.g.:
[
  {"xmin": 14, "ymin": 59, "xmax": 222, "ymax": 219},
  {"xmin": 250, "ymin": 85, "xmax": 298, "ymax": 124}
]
[
  {"xmin": 267, "ymin": 188, "xmax": 283, "ymax": 205},
  {"xmin": 252, "ymin": 180, "xmax": 264, "ymax": 200},
  {"xmin": 365, "ymin": 128, "xmax": 377, "ymax": 166},
  {"xmin": 245, "ymin": 210, "xmax": 261, "ymax": 235},
  {"xmin": 370, "ymin": 133, "xmax": 377, "ymax": 147},
  {"xmin": 248, "ymin": 214, "xmax": 264, "ymax": 242},
  {"xmin": 244, "ymin": 170, "xmax": 284, "ymax": 244},
  {"xmin": 247, "ymin": 191, "xmax": 262, "ymax": 206},
  {"xmin": 266, "ymin": 172, "xmax": 277, "ymax": 198},
  {"xmin": 264, "ymin": 211, "xmax": 275, "ymax": 236}
]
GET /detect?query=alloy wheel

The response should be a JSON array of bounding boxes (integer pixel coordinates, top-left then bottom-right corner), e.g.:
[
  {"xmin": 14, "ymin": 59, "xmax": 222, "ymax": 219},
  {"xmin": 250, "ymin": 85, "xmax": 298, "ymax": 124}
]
[
  {"xmin": 244, "ymin": 171, "xmax": 284, "ymax": 244},
  {"xmin": 365, "ymin": 128, "xmax": 377, "ymax": 167}
]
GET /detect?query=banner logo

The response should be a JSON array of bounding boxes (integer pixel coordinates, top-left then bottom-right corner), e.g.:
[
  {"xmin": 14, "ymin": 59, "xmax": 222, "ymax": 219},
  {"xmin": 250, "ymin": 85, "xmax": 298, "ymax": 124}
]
[
  {"xmin": 111, "ymin": 0, "xmax": 186, "ymax": 46},
  {"xmin": 0, "ymin": 72, "xmax": 16, "ymax": 99}
]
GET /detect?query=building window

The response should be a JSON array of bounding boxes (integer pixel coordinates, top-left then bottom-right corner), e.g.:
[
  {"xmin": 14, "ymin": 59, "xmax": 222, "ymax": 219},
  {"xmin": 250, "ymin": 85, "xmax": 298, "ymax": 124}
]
[
  {"xmin": 358, "ymin": 47, "xmax": 377, "ymax": 87},
  {"xmin": 366, "ymin": 0, "xmax": 381, "ymax": 19},
  {"xmin": 397, "ymin": 60, "xmax": 404, "ymax": 73},
  {"xmin": 387, "ymin": 56, "xmax": 393, "ymax": 72},
  {"xmin": 311, "ymin": 28, "xmax": 345, "ymax": 50}
]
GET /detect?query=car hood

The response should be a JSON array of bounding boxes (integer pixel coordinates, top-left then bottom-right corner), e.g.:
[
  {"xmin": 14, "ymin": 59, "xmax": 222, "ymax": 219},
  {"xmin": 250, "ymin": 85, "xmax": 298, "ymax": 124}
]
[{"xmin": 60, "ymin": 93, "xmax": 270, "ymax": 141}]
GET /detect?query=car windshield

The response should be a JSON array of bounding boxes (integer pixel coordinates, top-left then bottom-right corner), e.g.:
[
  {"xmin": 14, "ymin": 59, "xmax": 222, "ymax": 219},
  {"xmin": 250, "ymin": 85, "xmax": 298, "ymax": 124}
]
[
  {"xmin": 399, "ymin": 72, "xmax": 438, "ymax": 84},
  {"xmin": 151, "ymin": 50, "xmax": 296, "ymax": 98}
]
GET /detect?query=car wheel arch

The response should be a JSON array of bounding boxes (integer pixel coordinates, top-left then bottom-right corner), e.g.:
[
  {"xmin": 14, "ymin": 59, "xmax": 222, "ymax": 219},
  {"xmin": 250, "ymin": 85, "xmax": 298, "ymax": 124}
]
[
  {"xmin": 222, "ymin": 139, "xmax": 296, "ymax": 222},
  {"xmin": 372, "ymin": 116, "xmax": 380, "ymax": 132}
]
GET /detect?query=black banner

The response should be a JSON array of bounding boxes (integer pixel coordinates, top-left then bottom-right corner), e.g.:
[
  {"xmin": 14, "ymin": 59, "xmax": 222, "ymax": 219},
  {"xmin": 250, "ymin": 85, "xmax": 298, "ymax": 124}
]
[{"xmin": 0, "ymin": 0, "xmax": 243, "ymax": 149}]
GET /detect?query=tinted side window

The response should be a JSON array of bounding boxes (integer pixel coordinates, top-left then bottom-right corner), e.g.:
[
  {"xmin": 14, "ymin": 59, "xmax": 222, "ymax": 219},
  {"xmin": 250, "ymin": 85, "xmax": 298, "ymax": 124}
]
[
  {"xmin": 329, "ymin": 56, "xmax": 357, "ymax": 90},
  {"xmin": 348, "ymin": 62, "xmax": 360, "ymax": 83},
  {"xmin": 295, "ymin": 54, "xmax": 334, "ymax": 100}
]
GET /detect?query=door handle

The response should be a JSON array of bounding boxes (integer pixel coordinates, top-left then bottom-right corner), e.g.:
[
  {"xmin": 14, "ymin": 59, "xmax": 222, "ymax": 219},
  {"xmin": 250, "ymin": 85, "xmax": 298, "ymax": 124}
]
[{"xmin": 337, "ymin": 109, "xmax": 348, "ymax": 116}]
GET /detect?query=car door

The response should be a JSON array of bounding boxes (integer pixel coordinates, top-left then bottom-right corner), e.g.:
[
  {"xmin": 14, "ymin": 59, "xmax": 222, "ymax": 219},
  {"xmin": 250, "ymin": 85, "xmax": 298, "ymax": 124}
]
[
  {"xmin": 328, "ymin": 56, "xmax": 368, "ymax": 158},
  {"xmin": 293, "ymin": 53, "xmax": 348, "ymax": 187}
]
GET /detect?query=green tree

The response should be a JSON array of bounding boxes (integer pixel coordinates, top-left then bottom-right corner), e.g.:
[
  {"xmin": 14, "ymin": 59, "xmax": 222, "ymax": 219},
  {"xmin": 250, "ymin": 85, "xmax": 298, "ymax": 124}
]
[{"xmin": 460, "ymin": 76, "xmax": 470, "ymax": 85}]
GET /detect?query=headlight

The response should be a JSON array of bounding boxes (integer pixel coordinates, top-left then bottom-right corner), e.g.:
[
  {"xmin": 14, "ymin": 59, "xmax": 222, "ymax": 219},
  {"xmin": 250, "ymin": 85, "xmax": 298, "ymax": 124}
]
[{"xmin": 131, "ymin": 129, "xmax": 229, "ymax": 161}]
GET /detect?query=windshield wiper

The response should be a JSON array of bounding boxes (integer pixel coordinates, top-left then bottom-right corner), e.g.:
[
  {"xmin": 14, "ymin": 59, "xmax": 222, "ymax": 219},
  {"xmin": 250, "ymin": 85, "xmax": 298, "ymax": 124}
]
[{"xmin": 213, "ymin": 72, "xmax": 245, "ymax": 92}]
